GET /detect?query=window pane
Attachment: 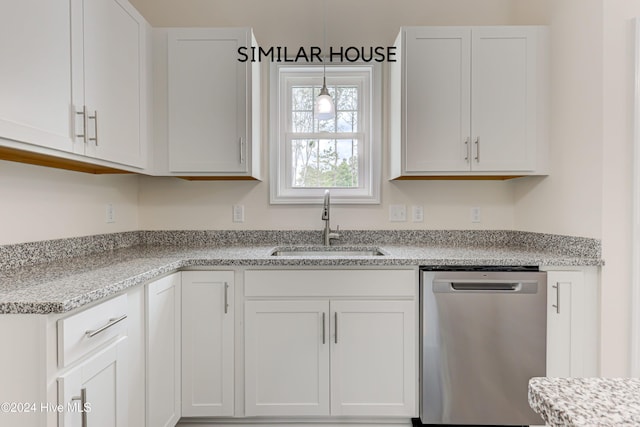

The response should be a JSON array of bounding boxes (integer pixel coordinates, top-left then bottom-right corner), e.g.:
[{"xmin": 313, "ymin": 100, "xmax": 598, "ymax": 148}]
[
  {"xmin": 337, "ymin": 111, "xmax": 358, "ymax": 132},
  {"xmin": 317, "ymin": 116, "xmax": 336, "ymax": 132},
  {"xmin": 292, "ymin": 112, "xmax": 314, "ymax": 132},
  {"xmin": 291, "ymin": 86, "xmax": 313, "ymax": 111},
  {"xmin": 290, "ymin": 138, "xmax": 358, "ymax": 188},
  {"xmin": 291, "ymin": 139, "xmax": 319, "ymax": 187},
  {"xmin": 336, "ymin": 86, "xmax": 358, "ymax": 111}
]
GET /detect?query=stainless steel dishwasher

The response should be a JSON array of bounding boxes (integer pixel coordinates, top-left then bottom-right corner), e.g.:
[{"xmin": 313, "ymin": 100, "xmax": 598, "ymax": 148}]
[{"xmin": 419, "ymin": 267, "xmax": 546, "ymax": 426}]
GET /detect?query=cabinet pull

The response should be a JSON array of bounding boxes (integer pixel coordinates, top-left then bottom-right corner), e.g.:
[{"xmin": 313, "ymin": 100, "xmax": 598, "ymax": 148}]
[
  {"xmin": 88, "ymin": 110, "xmax": 98, "ymax": 145},
  {"xmin": 71, "ymin": 387, "xmax": 87, "ymax": 427},
  {"xmin": 224, "ymin": 283, "xmax": 229, "ymax": 314},
  {"xmin": 464, "ymin": 137, "xmax": 470, "ymax": 161},
  {"xmin": 552, "ymin": 283, "xmax": 560, "ymax": 314},
  {"xmin": 75, "ymin": 106, "xmax": 88, "ymax": 143},
  {"xmin": 334, "ymin": 312, "xmax": 338, "ymax": 344},
  {"xmin": 322, "ymin": 312, "xmax": 326, "ymax": 344},
  {"xmin": 474, "ymin": 137, "xmax": 480, "ymax": 162},
  {"xmin": 239, "ymin": 137, "xmax": 245, "ymax": 164},
  {"xmin": 85, "ymin": 314, "xmax": 127, "ymax": 338}
]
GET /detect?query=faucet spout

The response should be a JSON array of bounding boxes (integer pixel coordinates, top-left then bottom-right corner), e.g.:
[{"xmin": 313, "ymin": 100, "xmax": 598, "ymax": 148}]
[
  {"xmin": 322, "ymin": 190, "xmax": 330, "ymax": 221},
  {"xmin": 321, "ymin": 190, "xmax": 340, "ymax": 246}
]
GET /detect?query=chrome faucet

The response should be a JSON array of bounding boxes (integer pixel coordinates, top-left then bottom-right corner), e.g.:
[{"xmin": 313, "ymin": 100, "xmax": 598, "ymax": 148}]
[{"xmin": 322, "ymin": 190, "xmax": 341, "ymax": 246}]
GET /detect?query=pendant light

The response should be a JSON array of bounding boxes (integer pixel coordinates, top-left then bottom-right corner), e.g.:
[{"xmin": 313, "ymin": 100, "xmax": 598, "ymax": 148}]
[{"xmin": 314, "ymin": 0, "xmax": 335, "ymax": 121}]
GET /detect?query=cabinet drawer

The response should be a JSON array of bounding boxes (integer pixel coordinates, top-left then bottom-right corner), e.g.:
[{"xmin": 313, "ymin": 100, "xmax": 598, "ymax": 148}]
[
  {"xmin": 245, "ymin": 269, "xmax": 416, "ymax": 298},
  {"xmin": 57, "ymin": 294, "xmax": 128, "ymax": 368}
]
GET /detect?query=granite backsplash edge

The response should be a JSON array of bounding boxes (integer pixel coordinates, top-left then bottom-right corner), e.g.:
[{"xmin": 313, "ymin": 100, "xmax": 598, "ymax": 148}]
[{"xmin": 0, "ymin": 230, "xmax": 601, "ymax": 271}]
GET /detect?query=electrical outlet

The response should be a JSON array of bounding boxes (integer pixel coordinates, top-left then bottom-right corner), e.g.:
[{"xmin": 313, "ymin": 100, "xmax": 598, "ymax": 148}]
[
  {"xmin": 471, "ymin": 207, "xmax": 481, "ymax": 223},
  {"xmin": 412, "ymin": 205, "xmax": 424, "ymax": 222},
  {"xmin": 105, "ymin": 203, "xmax": 115, "ymax": 223},
  {"xmin": 389, "ymin": 204, "xmax": 407, "ymax": 222},
  {"xmin": 233, "ymin": 204, "xmax": 245, "ymax": 223}
]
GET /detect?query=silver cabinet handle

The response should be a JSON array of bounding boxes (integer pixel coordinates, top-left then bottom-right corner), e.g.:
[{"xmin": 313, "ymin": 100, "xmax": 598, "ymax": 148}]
[
  {"xmin": 322, "ymin": 312, "xmax": 326, "ymax": 344},
  {"xmin": 464, "ymin": 137, "xmax": 470, "ymax": 161},
  {"xmin": 224, "ymin": 283, "xmax": 229, "ymax": 314},
  {"xmin": 334, "ymin": 312, "xmax": 338, "ymax": 344},
  {"xmin": 239, "ymin": 137, "xmax": 245, "ymax": 164},
  {"xmin": 71, "ymin": 387, "xmax": 87, "ymax": 427},
  {"xmin": 552, "ymin": 283, "xmax": 560, "ymax": 314},
  {"xmin": 75, "ymin": 106, "xmax": 88, "ymax": 143},
  {"xmin": 85, "ymin": 314, "xmax": 127, "ymax": 338},
  {"xmin": 474, "ymin": 137, "xmax": 480, "ymax": 162},
  {"xmin": 88, "ymin": 110, "xmax": 98, "ymax": 145}
]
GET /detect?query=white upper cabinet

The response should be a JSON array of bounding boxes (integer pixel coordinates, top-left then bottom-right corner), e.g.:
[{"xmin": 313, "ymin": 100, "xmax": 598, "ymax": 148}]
[
  {"xmin": 0, "ymin": 0, "xmax": 149, "ymax": 170},
  {"xmin": 390, "ymin": 26, "xmax": 548, "ymax": 178},
  {"xmin": 151, "ymin": 27, "xmax": 261, "ymax": 179},
  {"xmin": 0, "ymin": 0, "xmax": 76, "ymax": 153},
  {"xmin": 76, "ymin": 0, "xmax": 149, "ymax": 168}
]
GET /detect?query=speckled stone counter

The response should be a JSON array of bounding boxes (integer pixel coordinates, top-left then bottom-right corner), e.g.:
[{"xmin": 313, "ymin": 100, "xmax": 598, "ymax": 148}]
[
  {"xmin": 529, "ymin": 377, "xmax": 640, "ymax": 426},
  {"xmin": 0, "ymin": 230, "xmax": 602, "ymax": 315}
]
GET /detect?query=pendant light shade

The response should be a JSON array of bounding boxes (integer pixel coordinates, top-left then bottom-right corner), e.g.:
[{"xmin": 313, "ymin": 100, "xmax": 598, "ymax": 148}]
[
  {"xmin": 314, "ymin": 77, "xmax": 335, "ymax": 120},
  {"xmin": 314, "ymin": 0, "xmax": 334, "ymax": 121}
]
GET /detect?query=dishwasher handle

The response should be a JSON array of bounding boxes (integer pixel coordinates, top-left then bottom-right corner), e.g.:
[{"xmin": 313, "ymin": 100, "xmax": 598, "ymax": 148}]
[{"xmin": 433, "ymin": 279, "xmax": 539, "ymax": 294}]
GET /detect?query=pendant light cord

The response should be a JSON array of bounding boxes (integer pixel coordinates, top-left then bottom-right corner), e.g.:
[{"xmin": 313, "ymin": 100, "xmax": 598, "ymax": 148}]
[{"xmin": 322, "ymin": 0, "xmax": 327, "ymax": 80}]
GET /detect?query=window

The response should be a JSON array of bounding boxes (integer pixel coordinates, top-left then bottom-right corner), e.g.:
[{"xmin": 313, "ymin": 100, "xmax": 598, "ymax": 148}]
[{"xmin": 270, "ymin": 64, "xmax": 381, "ymax": 204}]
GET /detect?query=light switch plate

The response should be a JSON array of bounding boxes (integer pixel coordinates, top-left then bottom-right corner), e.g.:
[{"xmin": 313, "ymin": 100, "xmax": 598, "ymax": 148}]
[
  {"xmin": 471, "ymin": 207, "xmax": 481, "ymax": 223},
  {"xmin": 412, "ymin": 205, "xmax": 424, "ymax": 222},
  {"xmin": 233, "ymin": 204, "xmax": 245, "ymax": 223},
  {"xmin": 105, "ymin": 203, "xmax": 115, "ymax": 223},
  {"xmin": 389, "ymin": 204, "xmax": 407, "ymax": 222}
]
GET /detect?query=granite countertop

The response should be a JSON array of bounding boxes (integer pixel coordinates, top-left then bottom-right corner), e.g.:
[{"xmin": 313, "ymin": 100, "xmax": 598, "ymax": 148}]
[
  {"xmin": 529, "ymin": 377, "xmax": 640, "ymax": 427},
  {"xmin": 0, "ymin": 230, "xmax": 603, "ymax": 315}
]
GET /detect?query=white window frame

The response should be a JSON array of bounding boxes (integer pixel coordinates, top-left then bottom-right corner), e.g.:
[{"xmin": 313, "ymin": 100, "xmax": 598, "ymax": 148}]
[{"xmin": 270, "ymin": 63, "xmax": 381, "ymax": 204}]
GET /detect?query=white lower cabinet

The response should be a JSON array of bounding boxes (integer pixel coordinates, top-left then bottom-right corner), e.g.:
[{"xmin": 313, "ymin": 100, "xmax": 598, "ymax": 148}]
[
  {"xmin": 545, "ymin": 268, "xmax": 599, "ymax": 377},
  {"xmin": 244, "ymin": 269, "xmax": 417, "ymax": 419},
  {"xmin": 181, "ymin": 270, "xmax": 235, "ymax": 417},
  {"xmin": 245, "ymin": 300, "xmax": 330, "ymax": 416},
  {"xmin": 58, "ymin": 337, "xmax": 128, "ymax": 427},
  {"xmin": 146, "ymin": 273, "xmax": 181, "ymax": 427},
  {"xmin": 330, "ymin": 300, "xmax": 415, "ymax": 417}
]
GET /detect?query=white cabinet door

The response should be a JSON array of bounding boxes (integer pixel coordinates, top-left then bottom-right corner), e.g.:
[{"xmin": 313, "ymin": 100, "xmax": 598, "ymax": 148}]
[
  {"xmin": 0, "ymin": 0, "xmax": 75, "ymax": 152},
  {"xmin": 146, "ymin": 273, "xmax": 181, "ymax": 427},
  {"xmin": 79, "ymin": 0, "xmax": 147, "ymax": 168},
  {"xmin": 393, "ymin": 26, "xmax": 546, "ymax": 177},
  {"xmin": 470, "ymin": 27, "xmax": 537, "ymax": 172},
  {"xmin": 165, "ymin": 28, "xmax": 260, "ymax": 177},
  {"xmin": 404, "ymin": 27, "xmax": 471, "ymax": 173},
  {"xmin": 245, "ymin": 300, "xmax": 330, "ymax": 416},
  {"xmin": 330, "ymin": 300, "xmax": 416, "ymax": 417},
  {"xmin": 545, "ymin": 269, "xmax": 600, "ymax": 378},
  {"xmin": 546, "ymin": 275, "xmax": 572, "ymax": 377},
  {"xmin": 58, "ymin": 337, "xmax": 128, "ymax": 427},
  {"xmin": 182, "ymin": 271, "xmax": 234, "ymax": 417}
]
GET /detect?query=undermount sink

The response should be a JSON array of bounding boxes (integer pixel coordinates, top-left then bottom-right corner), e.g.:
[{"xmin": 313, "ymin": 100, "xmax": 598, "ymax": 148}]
[{"xmin": 270, "ymin": 247, "xmax": 385, "ymax": 257}]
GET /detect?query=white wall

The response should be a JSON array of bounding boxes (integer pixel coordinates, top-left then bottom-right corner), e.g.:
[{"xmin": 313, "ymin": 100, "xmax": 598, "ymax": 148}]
[
  {"xmin": 134, "ymin": 0, "xmax": 521, "ymax": 231},
  {"xmin": 512, "ymin": 0, "xmax": 603, "ymax": 239},
  {"xmin": 599, "ymin": 0, "xmax": 640, "ymax": 377},
  {"xmin": 0, "ymin": 160, "xmax": 140, "ymax": 245}
]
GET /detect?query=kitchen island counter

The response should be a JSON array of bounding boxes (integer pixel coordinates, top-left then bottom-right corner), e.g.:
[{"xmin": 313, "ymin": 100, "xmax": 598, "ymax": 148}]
[{"xmin": 528, "ymin": 377, "xmax": 640, "ymax": 427}]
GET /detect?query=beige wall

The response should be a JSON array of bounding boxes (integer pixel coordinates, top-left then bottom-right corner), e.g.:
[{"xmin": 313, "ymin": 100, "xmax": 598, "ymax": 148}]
[
  {"xmin": 0, "ymin": 160, "xmax": 140, "ymax": 245},
  {"xmin": 599, "ymin": 0, "xmax": 640, "ymax": 377},
  {"xmin": 131, "ymin": 0, "xmax": 517, "ymax": 46},
  {"xmin": 512, "ymin": 0, "xmax": 603, "ymax": 239}
]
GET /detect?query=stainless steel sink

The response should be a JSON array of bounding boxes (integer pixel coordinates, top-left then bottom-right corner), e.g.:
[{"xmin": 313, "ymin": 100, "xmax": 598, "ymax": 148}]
[{"xmin": 271, "ymin": 247, "xmax": 385, "ymax": 257}]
